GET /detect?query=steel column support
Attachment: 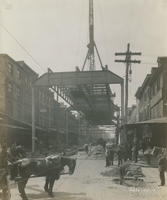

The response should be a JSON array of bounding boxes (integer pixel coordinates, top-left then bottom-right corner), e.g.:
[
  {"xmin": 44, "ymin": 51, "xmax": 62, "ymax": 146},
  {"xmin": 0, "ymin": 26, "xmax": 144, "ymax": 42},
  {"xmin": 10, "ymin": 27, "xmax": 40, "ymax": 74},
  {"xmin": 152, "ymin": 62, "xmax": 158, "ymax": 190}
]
[
  {"xmin": 65, "ymin": 109, "xmax": 69, "ymax": 145},
  {"xmin": 32, "ymin": 86, "xmax": 36, "ymax": 153},
  {"xmin": 35, "ymin": 71, "xmax": 124, "ymax": 86}
]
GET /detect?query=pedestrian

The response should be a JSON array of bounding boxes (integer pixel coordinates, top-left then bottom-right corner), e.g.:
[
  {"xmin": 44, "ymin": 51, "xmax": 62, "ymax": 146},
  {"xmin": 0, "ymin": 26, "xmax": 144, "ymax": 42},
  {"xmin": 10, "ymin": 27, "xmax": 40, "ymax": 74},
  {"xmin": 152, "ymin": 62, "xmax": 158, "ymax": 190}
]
[
  {"xmin": 141, "ymin": 140, "xmax": 146, "ymax": 154},
  {"xmin": 105, "ymin": 146, "xmax": 110, "ymax": 167},
  {"xmin": 132, "ymin": 144, "xmax": 138, "ymax": 163},
  {"xmin": 158, "ymin": 152, "xmax": 167, "ymax": 186},
  {"xmin": 127, "ymin": 144, "xmax": 132, "ymax": 161},
  {"xmin": 0, "ymin": 143, "xmax": 10, "ymax": 200},
  {"xmin": 84, "ymin": 144, "xmax": 89, "ymax": 154},
  {"xmin": 144, "ymin": 146, "xmax": 152, "ymax": 165},
  {"xmin": 105, "ymin": 145, "xmax": 114, "ymax": 167},
  {"xmin": 117, "ymin": 145, "xmax": 123, "ymax": 166},
  {"xmin": 109, "ymin": 147, "xmax": 115, "ymax": 166}
]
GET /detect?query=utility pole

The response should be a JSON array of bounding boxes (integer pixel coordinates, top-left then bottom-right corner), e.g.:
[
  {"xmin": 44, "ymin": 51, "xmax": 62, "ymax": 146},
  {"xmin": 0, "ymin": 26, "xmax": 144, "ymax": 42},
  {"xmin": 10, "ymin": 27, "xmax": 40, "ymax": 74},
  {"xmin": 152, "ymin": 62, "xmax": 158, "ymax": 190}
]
[
  {"xmin": 32, "ymin": 86, "xmax": 36, "ymax": 153},
  {"xmin": 65, "ymin": 108, "xmax": 69, "ymax": 146},
  {"xmin": 115, "ymin": 43, "xmax": 141, "ymax": 124}
]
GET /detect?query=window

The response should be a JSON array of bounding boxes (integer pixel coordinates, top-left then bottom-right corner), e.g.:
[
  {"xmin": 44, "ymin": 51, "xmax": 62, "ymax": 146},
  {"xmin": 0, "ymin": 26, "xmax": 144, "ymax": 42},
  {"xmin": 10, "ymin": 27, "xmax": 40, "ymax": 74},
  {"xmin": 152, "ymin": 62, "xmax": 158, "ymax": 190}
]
[
  {"xmin": 7, "ymin": 82, "xmax": 13, "ymax": 93},
  {"xmin": 42, "ymin": 93, "xmax": 45, "ymax": 104},
  {"xmin": 6, "ymin": 100, "xmax": 13, "ymax": 115},
  {"xmin": 144, "ymin": 92, "xmax": 147, "ymax": 101},
  {"xmin": 16, "ymin": 69, "xmax": 21, "ymax": 80},
  {"xmin": 16, "ymin": 87, "xmax": 21, "ymax": 99},
  {"xmin": 8, "ymin": 63, "xmax": 13, "ymax": 74},
  {"xmin": 152, "ymin": 85, "xmax": 155, "ymax": 96},
  {"xmin": 157, "ymin": 77, "xmax": 160, "ymax": 91},
  {"xmin": 25, "ymin": 77, "xmax": 28, "ymax": 86},
  {"xmin": 147, "ymin": 88, "xmax": 150, "ymax": 100}
]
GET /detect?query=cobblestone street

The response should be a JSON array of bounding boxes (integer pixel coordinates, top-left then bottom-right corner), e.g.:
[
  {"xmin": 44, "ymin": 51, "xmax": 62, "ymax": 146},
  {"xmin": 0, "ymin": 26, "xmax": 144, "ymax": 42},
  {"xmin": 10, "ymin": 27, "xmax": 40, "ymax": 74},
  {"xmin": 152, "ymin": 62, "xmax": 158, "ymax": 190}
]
[{"xmin": 9, "ymin": 152, "xmax": 167, "ymax": 200}]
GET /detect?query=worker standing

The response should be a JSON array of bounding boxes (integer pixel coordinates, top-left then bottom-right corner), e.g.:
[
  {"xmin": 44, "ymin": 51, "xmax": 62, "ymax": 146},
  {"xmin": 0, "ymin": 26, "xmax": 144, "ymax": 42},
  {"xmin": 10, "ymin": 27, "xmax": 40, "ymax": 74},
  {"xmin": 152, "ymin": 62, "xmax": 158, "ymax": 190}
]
[{"xmin": 158, "ymin": 152, "xmax": 167, "ymax": 186}]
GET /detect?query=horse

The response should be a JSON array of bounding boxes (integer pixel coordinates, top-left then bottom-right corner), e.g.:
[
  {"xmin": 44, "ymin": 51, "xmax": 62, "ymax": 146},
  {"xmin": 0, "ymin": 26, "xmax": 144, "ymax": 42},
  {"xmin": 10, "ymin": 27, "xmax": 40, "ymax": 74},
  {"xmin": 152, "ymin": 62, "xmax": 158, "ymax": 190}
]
[{"xmin": 9, "ymin": 155, "xmax": 76, "ymax": 200}]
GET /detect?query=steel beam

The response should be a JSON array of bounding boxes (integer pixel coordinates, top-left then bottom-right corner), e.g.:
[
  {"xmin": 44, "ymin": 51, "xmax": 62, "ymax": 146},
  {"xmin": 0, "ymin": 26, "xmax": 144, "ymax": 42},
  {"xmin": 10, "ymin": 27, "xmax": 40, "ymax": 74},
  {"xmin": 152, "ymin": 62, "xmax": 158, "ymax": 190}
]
[
  {"xmin": 35, "ymin": 70, "xmax": 123, "ymax": 87},
  {"xmin": 78, "ymin": 85, "xmax": 94, "ymax": 110}
]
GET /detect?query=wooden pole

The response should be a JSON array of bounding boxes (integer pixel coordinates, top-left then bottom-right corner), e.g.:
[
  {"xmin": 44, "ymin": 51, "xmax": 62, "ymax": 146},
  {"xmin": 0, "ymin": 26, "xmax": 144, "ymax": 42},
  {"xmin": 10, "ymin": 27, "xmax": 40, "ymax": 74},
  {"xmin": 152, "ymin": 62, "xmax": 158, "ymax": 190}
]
[{"xmin": 32, "ymin": 86, "xmax": 36, "ymax": 153}]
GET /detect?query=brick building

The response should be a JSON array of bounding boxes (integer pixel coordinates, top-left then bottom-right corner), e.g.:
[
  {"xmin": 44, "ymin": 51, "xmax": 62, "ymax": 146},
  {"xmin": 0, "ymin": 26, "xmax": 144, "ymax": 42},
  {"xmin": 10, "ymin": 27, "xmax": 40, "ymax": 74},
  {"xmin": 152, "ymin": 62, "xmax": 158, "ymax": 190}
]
[
  {"xmin": 0, "ymin": 55, "xmax": 37, "ymax": 122},
  {"xmin": 127, "ymin": 105, "xmax": 138, "ymax": 124},
  {"xmin": 135, "ymin": 57, "xmax": 167, "ymax": 121},
  {"xmin": 128, "ymin": 57, "xmax": 167, "ymax": 147},
  {"xmin": 0, "ymin": 54, "xmax": 80, "ymax": 149},
  {"xmin": 150, "ymin": 57, "xmax": 167, "ymax": 119},
  {"xmin": 135, "ymin": 74, "xmax": 151, "ymax": 121}
]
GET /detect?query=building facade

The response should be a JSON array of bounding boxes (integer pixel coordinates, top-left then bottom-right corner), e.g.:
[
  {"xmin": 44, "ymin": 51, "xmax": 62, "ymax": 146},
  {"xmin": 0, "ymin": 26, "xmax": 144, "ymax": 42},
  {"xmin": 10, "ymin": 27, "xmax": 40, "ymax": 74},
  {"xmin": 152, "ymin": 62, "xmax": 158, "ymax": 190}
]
[
  {"xmin": 0, "ymin": 54, "xmax": 80, "ymax": 149},
  {"xmin": 135, "ymin": 74, "xmax": 151, "ymax": 121},
  {"xmin": 127, "ymin": 105, "xmax": 138, "ymax": 124},
  {"xmin": 135, "ymin": 57, "xmax": 167, "ymax": 121},
  {"xmin": 150, "ymin": 57, "xmax": 167, "ymax": 119},
  {"xmin": 127, "ymin": 57, "xmax": 167, "ymax": 147}
]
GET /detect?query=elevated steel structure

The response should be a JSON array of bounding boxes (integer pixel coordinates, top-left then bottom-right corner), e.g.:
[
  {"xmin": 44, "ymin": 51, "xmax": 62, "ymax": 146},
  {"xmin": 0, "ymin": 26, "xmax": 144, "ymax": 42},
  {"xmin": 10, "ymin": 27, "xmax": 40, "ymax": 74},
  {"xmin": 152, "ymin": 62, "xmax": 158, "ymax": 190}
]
[
  {"xmin": 34, "ymin": 69, "xmax": 124, "ymax": 125},
  {"xmin": 32, "ymin": 69, "xmax": 124, "ymax": 152}
]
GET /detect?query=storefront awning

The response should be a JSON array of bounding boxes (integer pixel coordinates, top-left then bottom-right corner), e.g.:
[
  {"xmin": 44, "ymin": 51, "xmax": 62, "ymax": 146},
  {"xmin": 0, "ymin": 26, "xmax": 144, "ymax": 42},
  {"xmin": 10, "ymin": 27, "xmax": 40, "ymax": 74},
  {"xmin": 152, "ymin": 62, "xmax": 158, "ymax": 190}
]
[
  {"xmin": 127, "ymin": 117, "xmax": 167, "ymax": 125},
  {"xmin": 0, "ymin": 123, "xmax": 28, "ymax": 130}
]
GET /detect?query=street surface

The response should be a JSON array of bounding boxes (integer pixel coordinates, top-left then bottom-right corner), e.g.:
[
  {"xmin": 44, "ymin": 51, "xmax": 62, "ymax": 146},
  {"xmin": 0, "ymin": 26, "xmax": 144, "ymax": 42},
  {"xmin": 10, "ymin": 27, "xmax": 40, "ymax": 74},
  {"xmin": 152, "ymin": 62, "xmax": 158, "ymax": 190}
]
[{"xmin": 10, "ymin": 152, "xmax": 167, "ymax": 200}]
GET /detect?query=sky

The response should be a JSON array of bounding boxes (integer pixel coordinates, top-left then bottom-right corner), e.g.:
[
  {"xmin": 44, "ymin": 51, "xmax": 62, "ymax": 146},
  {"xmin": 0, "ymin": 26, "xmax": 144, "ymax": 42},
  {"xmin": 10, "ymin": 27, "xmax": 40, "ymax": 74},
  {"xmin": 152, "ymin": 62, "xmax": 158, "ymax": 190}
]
[{"xmin": 0, "ymin": 0, "xmax": 167, "ymax": 107}]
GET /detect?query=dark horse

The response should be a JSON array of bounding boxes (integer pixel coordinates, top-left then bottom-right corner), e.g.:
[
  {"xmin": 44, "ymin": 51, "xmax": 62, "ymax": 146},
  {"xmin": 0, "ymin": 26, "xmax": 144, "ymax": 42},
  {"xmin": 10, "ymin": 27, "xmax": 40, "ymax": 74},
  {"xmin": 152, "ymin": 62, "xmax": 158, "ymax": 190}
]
[{"xmin": 9, "ymin": 155, "xmax": 76, "ymax": 200}]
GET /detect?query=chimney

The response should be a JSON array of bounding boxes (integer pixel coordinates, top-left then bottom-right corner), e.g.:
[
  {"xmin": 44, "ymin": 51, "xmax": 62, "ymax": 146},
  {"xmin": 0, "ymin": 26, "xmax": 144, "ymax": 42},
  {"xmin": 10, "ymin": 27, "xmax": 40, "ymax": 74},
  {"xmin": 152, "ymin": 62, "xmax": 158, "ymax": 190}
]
[
  {"xmin": 151, "ymin": 67, "xmax": 157, "ymax": 74},
  {"xmin": 157, "ymin": 57, "xmax": 167, "ymax": 68}
]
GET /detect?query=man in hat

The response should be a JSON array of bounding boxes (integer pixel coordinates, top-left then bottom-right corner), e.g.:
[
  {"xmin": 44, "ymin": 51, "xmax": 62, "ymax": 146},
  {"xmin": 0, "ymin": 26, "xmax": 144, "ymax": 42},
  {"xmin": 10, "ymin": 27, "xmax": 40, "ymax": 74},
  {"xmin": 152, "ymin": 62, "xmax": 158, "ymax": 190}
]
[
  {"xmin": 117, "ymin": 145, "xmax": 123, "ymax": 166},
  {"xmin": 158, "ymin": 151, "xmax": 167, "ymax": 186},
  {"xmin": 105, "ymin": 143, "xmax": 114, "ymax": 167}
]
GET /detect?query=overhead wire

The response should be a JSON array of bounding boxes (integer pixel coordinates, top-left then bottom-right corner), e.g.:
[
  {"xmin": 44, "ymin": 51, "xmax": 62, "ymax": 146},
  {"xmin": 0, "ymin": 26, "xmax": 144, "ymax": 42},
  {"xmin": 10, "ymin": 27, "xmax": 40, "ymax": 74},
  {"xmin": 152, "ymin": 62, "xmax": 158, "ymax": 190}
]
[{"xmin": 0, "ymin": 23, "xmax": 46, "ymax": 73}]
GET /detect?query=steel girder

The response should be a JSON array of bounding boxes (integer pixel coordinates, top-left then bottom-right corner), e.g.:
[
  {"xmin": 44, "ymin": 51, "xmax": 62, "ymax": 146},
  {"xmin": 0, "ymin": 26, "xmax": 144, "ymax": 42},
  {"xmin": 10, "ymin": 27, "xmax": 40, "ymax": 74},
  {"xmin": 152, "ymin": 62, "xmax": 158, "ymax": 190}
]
[
  {"xmin": 34, "ymin": 70, "xmax": 124, "ymax": 125},
  {"xmin": 34, "ymin": 70, "xmax": 123, "ymax": 87}
]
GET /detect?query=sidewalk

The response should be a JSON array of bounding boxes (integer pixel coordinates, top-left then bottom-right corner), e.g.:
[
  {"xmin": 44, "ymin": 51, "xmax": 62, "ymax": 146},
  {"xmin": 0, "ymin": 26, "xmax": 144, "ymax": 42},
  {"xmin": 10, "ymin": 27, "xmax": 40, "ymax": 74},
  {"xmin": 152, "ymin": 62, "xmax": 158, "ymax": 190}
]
[
  {"xmin": 139, "ymin": 167, "xmax": 167, "ymax": 200},
  {"xmin": 129, "ymin": 152, "xmax": 167, "ymax": 200}
]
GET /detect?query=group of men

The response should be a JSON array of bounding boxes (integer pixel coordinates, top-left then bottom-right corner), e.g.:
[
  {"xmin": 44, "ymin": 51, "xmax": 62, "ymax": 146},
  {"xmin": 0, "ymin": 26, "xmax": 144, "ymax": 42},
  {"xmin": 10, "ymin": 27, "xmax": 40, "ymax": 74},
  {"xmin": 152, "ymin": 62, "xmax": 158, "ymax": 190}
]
[
  {"xmin": 105, "ymin": 143, "xmax": 134, "ymax": 167},
  {"xmin": 105, "ymin": 144, "xmax": 124, "ymax": 167},
  {"xmin": 105, "ymin": 143, "xmax": 167, "ymax": 187}
]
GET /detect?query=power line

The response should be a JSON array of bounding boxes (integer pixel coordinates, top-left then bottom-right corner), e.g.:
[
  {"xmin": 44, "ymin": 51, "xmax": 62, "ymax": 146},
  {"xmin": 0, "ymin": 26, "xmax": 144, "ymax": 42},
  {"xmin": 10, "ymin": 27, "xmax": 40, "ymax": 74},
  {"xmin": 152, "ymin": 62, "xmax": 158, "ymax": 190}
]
[
  {"xmin": 115, "ymin": 43, "xmax": 141, "ymax": 124},
  {"xmin": 0, "ymin": 23, "xmax": 46, "ymax": 73}
]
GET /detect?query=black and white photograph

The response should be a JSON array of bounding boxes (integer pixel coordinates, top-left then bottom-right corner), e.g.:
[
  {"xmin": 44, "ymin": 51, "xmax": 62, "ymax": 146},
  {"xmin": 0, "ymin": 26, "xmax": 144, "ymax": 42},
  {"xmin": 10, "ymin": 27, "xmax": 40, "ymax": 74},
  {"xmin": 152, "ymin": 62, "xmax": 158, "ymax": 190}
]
[{"xmin": 0, "ymin": 0, "xmax": 167, "ymax": 199}]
